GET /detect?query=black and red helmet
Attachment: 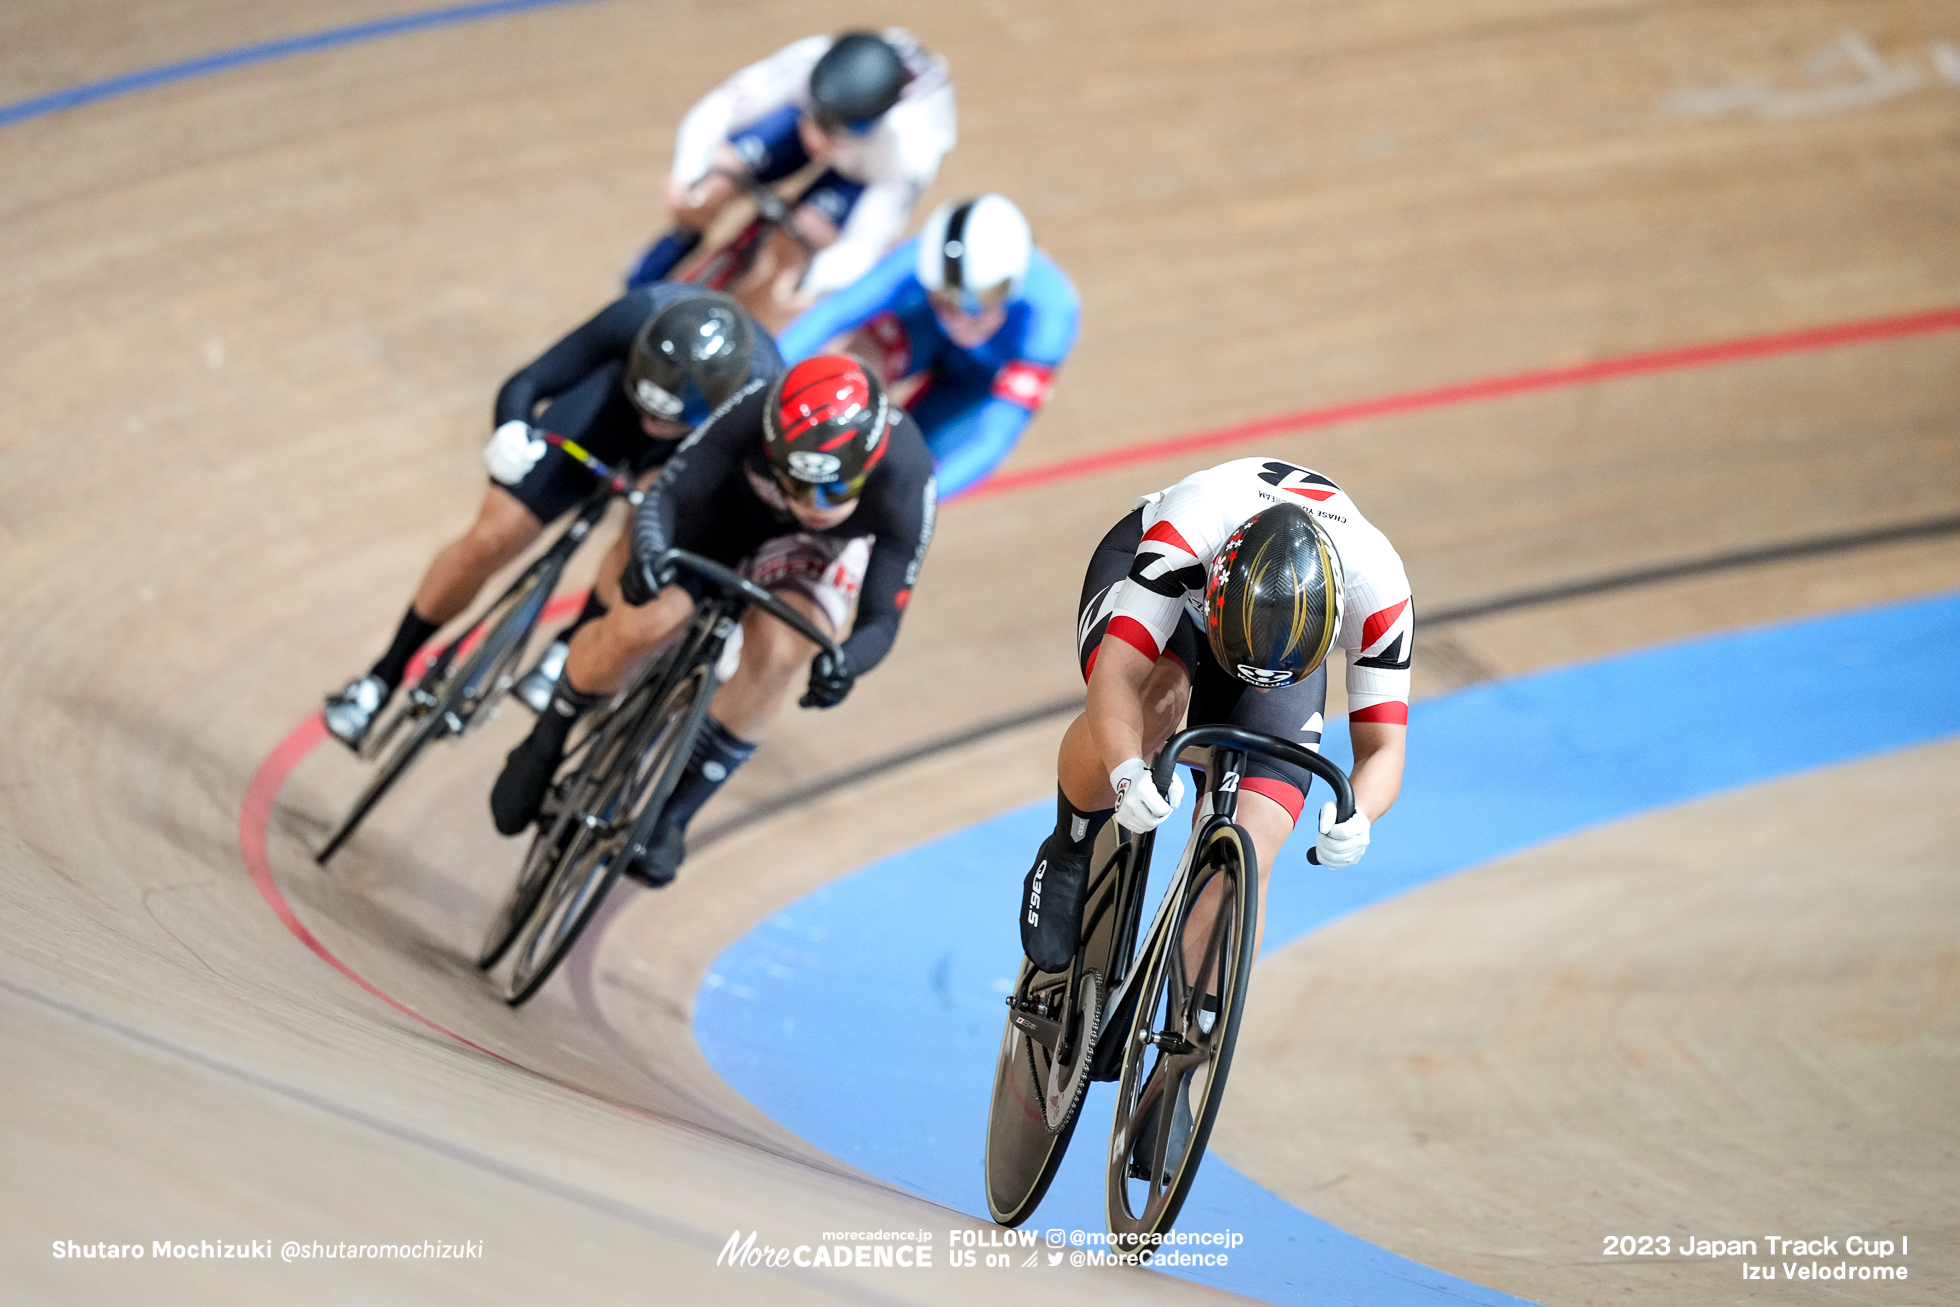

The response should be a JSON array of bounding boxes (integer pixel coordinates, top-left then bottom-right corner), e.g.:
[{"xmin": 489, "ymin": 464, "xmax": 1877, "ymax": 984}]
[
  {"xmin": 761, "ymin": 355, "xmax": 892, "ymax": 508},
  {"xmin": 1204, "ymin": 502, "xmax": 1346, "ymax": 688}
]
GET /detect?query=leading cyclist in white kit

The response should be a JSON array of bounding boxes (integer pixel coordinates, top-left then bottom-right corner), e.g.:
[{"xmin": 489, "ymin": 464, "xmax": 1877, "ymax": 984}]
[{"xmin": 1020, "ymin": 456, "xmax": 1414, "ymax": 971}]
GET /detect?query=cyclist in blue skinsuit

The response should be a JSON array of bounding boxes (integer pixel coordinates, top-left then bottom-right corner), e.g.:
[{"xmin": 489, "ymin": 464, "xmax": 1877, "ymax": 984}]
[{"xmin": 775, "ymin": 194, "xmax": 1079, "ymax": 499}]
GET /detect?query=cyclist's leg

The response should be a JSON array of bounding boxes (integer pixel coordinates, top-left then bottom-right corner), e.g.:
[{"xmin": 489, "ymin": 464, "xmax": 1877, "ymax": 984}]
[
  {"xmin": 328, "ymin": 372, "xmax": 639, "ymax": 746},
  {"xmin": 1180, "ymin": 658, "xmax": 1329, "ymax": 962},
  {"xmin": 626, "ymin": 149, "xmax": 749, "ymax": 287},
  {"xmin": 633, "ymin": 535, "xmax": 864, "ymax": 882},
  {"xmin": 347, "ymin": 379, "xmax": 624, "ymax": 697},
  {"xmin": 513, "ymin": 453, "xmax": 667, "ymax": 711},
  {"xmin": 1022, "ymin": 510, "xmax": 1197, "ymax": 969},
  {"xmin": 406, "ymin": 487, "xmax": 544, "ymax": 632},
  {"xmin": 488, "ymin": 584, "xmax": 692, "ymax": 835},
  {"xmin": 324, "ymin": 484, "xmax": 546, "ymax": 746},
  {"xmin": 490, "ymin": 480, "xmax": 763, "ymax": 834}
]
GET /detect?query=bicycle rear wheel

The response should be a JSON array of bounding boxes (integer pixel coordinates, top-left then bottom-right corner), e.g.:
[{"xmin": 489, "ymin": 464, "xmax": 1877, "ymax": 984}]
[
  {"xmin": 502, "ymin": 663, "xmax": 710, "ymax": 1006},
  {"xmin": 316, "ymin": 561, "xmax": 556, "ymax": 865},
  {"xmin": 983, "ymin": 822, "xmax": 1136, "ymax": 1226},
  {"xmin": 1106, "ymin": 821, "xmax": 1259, "ymax": 1248}
]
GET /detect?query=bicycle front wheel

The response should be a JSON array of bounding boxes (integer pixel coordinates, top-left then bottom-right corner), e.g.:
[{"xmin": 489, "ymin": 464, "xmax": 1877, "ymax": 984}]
[
  {"xmin": 501, "ymin": 663, "xmax": 710, "ymax": 1006},
  {"xmin": 475, "ymin": 683, "xmax": 648, "ymax": 970},
  {"xmin": 1106, "ymin": 820, "xmax": 1259, "ymax": 1247}
]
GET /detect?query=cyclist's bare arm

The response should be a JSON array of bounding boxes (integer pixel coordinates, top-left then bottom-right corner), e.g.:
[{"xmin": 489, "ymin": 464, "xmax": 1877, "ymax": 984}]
[
  {"xmin": 1347, "ymin": 720, "xmax": 1406, "ymax": 822},
  {"xmin": 666, "ymin": 148, "xmax": 749, "ymax": 227},
  {"xmin": 1060, "ymin": 635, "xmax": 1158, "ymax": 809}
]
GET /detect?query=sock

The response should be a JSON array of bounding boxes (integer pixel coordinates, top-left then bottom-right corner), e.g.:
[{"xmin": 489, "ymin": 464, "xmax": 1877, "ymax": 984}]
[
  {"xmin": 624, "ymin": 228, "xmax": 704, "ymax": 288},
  {"xmin": 526, "ymin": 675, "xmax": 602, "ymax": 761},
  {"xmin": 554, "ymin": 589, "xmax": 609, "ymax": 645},
  {"xmin": 1054, "ymin": 789, "xmax": 1112, "ymax": 855},
  {"xmin": 369, "ymin": 607, "xmax": 441, "ymax": 692},
  {"xmin": 653, "ymin": 716, "xmax": 757, "ymax": 835}
]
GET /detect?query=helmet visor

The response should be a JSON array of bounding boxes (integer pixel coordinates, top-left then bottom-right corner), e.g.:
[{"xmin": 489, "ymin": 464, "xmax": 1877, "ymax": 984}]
[
  {"xmin": 812, "ymin": 111, "xmax": 881, "ymax": 137},
  {"xmin": 928, "ymin": 281, "xmax": 1013, "ymax": 318},
  {"xmin": 771, "ymin": 465, "xmax": 866, "ymax": 509}
]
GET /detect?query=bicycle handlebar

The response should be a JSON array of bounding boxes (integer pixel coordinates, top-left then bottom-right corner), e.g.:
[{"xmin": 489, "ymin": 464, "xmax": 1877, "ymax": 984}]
[
  {"xmin": 704, "ymin": 168, "xmax": 818, "ymax": 261},
  {"xmin": 539, "ymin": 431, "xmax": 635, "ymax": 496},
  {"xmin": 1151, "ymin": 724, "xmax": 1356, "ymax": 826},
  {"xmin": 655, "ymin": 549, "xmax": 845, "ymax": 662}
]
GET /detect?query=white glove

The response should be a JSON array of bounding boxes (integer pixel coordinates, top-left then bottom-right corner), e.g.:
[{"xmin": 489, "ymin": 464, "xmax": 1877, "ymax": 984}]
[
  {"xmin": 1315, "ymin": 802, "xmax": 1371, "ymax": 868},
  {"xmin": 1110, "ymin": 758, "xmax": 1185, "ymax": 833},
  {"xmin": 483, "ymin": 420, "xmax": 546, "ymax": 485}
]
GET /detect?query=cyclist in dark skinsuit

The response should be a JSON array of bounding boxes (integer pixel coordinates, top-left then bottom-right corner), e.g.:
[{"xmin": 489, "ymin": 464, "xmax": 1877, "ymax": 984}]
[
  {"xmin": 488, "ymin": 355, "xmax": 936, "ymax": 885},
  {"xmin": 322, "ymin": 288, "xmax": 783, "ymax": 747}
]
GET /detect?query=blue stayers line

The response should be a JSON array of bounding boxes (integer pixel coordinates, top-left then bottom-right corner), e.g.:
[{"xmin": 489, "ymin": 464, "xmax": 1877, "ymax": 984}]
[
  {"xmin": 695, "ymin": 589, "xmax": 1960, "ymax": 1306},
  {"xmin": 0, "ymin": 0, "xmax": 602, "ymax": 131}
]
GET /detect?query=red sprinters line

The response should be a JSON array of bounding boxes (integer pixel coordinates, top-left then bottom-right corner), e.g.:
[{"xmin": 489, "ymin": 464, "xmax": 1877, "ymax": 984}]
[
  {"xmin": 956, "ymin": 304, "xmax": 1960, "ymax": 503},
  {"xmin": 235, "ymin": 596, "xmax": 704, "ymax": 1130}
]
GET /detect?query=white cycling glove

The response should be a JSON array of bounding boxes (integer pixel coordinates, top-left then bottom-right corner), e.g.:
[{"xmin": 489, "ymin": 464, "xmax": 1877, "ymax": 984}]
[
  {"xmin": 483, "ymin": 420, "xmax": 546, "ymax": 486},
  {"xmin": 1110, "ymin": 758, "xmax": 1185, "ymax": 833},
  {"xmin": 1315, "ymin": 802, "xmax": 1371, "ymax": 868}
]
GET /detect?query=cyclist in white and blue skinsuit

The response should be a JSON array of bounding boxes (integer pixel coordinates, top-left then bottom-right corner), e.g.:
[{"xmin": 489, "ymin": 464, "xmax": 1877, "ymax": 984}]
[
  {"xmin": 624, "ymin": 29, "xmax": 956, "ymax": 332},
  {"xmin": 776, "ymin": 194, "xmax": 1080, "ymax": 499}
]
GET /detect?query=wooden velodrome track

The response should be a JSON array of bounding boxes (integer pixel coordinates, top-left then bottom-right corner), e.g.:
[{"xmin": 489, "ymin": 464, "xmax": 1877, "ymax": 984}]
[{"xmin": 3, "ymin": 1, "xmax": 1957, "ymax": 1302}]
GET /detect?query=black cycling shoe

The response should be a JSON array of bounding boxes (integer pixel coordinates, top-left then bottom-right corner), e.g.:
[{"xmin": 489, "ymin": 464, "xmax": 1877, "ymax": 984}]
[
  {"xmin": 489, "ymin": 740, "xmax": 558, "ymax": 836},
  {"xmin": 622, "ymin": 820, "xmax": 684, "ymax": 889},
  {"xmin": 1019, "ymin": 834, "xmax": 1090, "ymax": 973}
]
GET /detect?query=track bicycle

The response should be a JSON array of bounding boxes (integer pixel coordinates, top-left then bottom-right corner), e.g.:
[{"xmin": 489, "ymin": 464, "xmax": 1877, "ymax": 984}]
[
  {"xmin": 478, "ymin": 549, "xmax": 843, "ymax": 1007},
  {"xmin": 314, "ymin": 435, "xmax": 634, "ymax": 864},
  {"xmin": 982, "ymin": 725, "xmax": 1356, "ymax": 1246},
  {"xmin": 672, "ymin": 170, "xmax": 819, "ymax": 295}
]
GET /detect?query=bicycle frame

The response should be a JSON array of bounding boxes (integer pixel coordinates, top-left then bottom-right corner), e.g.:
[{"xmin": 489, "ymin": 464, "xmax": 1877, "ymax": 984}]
[
  {"xmin": 1089, "ymin": 725, "xmax": 1358, "ymax": 1077},
  {"xmin": 563, "ymin": 548, "xmax": 845, "ymax": 858},
  {"xmin": 674, "ymin": 170, "xmax": 819, "ymax": 292},
  {"xmin": 490, "ymin": 547, "xmax": 846, "ymax": 1003}
]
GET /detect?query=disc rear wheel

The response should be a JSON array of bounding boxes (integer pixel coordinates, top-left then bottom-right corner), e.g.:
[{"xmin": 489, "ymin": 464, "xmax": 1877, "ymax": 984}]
[{"xmin": 983, "ymin": 823, "xmax": 1135, "ymax": 1225}]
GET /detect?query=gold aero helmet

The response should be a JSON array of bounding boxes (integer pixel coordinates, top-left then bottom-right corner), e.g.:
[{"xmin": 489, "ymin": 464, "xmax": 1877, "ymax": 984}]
[{"xmin": 1203, "ymin": 502, "xmax": 1346, "ymax": 688}]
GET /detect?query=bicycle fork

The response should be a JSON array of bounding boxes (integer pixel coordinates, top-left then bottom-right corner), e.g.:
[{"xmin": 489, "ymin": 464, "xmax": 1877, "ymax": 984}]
[{"xmin": 614, "ymin": 611, "xmax": 742, "ymax": 871}]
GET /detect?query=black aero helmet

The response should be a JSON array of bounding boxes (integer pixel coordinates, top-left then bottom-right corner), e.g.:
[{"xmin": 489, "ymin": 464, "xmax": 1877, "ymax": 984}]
[
  {"xmin": 624, "ymin": 292, "xmax": 753, "ymax": 426},
  {"xmin": 808, "ymin": 32, "xmax": 908, "ymax": 132},
  {"xmin": 1204, "ymin": 502, "xmax": 1347, "ymax": 689}
]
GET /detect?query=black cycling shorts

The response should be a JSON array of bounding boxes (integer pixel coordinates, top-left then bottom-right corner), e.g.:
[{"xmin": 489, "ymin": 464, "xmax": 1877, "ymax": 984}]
[
  {"xmin": 1075, "ymin": 507, "xmax": 1330, "ymax": 825},
  {"xmin": 500, "ymin": 367, "xmax": 669, "ymax": 524}
]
